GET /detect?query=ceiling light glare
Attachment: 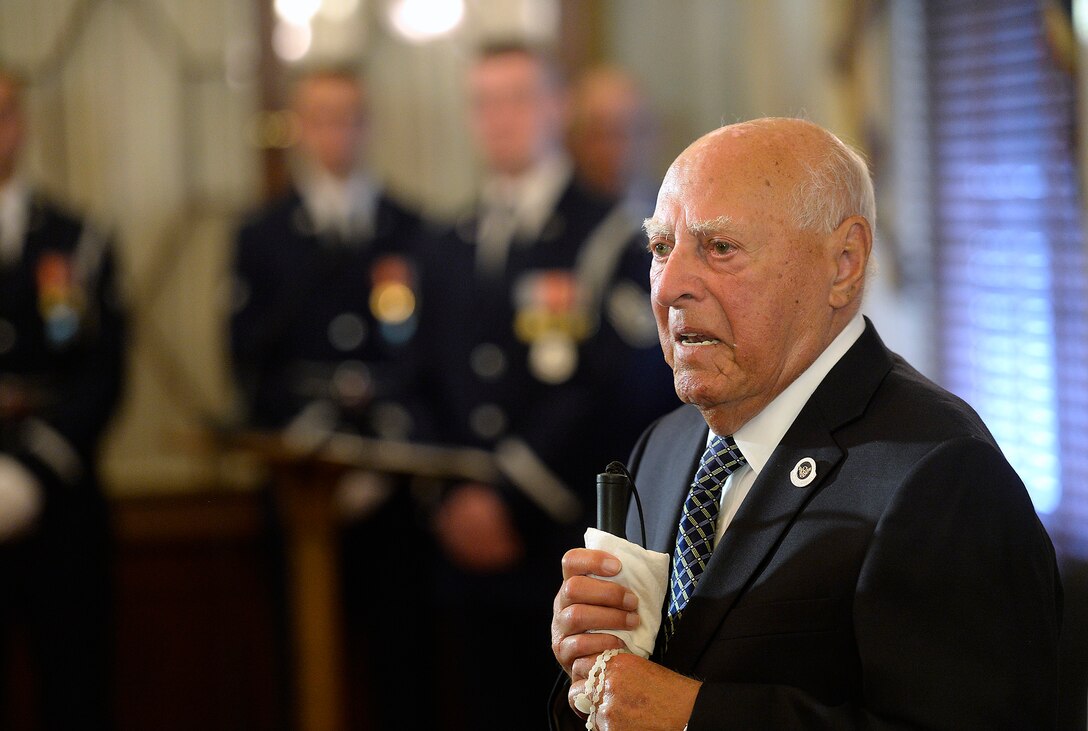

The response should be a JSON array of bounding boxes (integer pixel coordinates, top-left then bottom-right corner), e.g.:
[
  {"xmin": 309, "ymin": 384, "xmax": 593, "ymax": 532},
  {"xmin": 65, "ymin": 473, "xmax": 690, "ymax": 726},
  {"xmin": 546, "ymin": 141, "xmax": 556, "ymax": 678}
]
[
  {"xmin": 273, "ymin": 19, "xmax": 313, "ymax": 62},
  {"xmin": 319, "ymin": 0, "xmax": 361, "ymax": 21},
  {"xmin": 275, "ymin": 0, "xmax": 322, "ymax": 26},
  {"xmin": 388, "ymin": 0, "xmax": 465, "ymax": 43}
]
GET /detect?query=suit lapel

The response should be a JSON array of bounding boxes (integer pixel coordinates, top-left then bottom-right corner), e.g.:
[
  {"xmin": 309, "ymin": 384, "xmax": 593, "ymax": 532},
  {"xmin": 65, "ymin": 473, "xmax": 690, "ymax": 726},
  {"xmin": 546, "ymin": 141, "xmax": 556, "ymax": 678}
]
[
  {"xmin": 660, "ymin": 321, "xmax": 894, "ymax": 672},
  {"xmin": 661, "ymin": 405, "xmax": 843, "ymax": 671},
  {"xmin": 634, "ymin": 407, "xmax": 707, "ymax": 555}
]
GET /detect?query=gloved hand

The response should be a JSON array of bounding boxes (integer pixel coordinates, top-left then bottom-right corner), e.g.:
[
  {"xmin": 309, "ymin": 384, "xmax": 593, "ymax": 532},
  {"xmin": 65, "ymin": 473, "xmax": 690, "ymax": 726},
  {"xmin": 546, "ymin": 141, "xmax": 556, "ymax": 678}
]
[{"xmin": 0, "ymin": 454, "xmax": 43, "ymax": 541}]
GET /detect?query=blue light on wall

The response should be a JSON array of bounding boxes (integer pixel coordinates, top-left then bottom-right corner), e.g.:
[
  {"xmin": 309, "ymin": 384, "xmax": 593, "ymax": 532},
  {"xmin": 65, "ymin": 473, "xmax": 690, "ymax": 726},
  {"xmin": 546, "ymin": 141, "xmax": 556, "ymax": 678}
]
[{"xmin": 928, "ymin": 1, "xmax": 1087, "ymax": 535}]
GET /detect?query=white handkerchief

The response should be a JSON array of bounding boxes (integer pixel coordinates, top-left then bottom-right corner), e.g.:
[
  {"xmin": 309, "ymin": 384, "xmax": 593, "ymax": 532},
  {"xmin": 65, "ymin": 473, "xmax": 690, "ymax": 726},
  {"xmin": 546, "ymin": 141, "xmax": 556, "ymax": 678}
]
[{"xmin": 584, "ymin": 527, "xmax": 670, "ymax": 658}]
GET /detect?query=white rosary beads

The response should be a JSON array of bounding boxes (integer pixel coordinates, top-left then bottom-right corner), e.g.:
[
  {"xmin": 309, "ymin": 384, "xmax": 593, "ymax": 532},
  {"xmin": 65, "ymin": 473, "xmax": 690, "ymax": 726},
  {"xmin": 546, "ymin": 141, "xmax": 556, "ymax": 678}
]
[{"xmin": 573, "ymin": 648, "xmax": 625, "ymax": 731}]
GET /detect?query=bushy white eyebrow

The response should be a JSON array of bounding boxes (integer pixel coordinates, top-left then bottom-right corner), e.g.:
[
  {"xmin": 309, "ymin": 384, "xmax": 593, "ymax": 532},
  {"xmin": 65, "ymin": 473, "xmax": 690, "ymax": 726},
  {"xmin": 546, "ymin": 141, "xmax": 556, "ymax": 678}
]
[
  {"xmin": 642, "ymin": 215, "xmax": 738, "ymax": 240},
  {"xmin": 642, "ymin": 217, "xmax": 670, "ymax": 240},
  {"xmin": 689, "ymin": 215, "xmax": 739, "ymax": 237}
]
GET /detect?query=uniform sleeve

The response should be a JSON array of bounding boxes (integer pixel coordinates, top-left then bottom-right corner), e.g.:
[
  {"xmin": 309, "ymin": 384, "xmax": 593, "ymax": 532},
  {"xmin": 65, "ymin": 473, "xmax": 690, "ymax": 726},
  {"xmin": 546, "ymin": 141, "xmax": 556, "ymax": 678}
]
[
  {"xmin": 228, "ymin": 220, "xmax": 304, "ymax": 428},
  {"xmin": 228, "ymin": 222, "xmax": 272, "ymax": 421}
]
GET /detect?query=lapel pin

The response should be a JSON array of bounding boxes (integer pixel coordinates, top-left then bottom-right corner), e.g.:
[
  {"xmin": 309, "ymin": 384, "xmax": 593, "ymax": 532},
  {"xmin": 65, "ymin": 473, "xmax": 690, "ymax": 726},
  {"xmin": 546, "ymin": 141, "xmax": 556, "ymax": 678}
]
[{"xmin": 791, "ymin": 457, "xmax": 817, "ymax": 488}]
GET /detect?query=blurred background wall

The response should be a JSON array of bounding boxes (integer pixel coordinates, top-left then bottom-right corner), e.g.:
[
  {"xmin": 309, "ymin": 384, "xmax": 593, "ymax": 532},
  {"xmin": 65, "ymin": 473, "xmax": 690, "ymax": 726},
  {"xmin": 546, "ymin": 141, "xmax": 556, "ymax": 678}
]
[
  {"xmin": 5, "ymin": 0, "xmax": 1080, "ymax": 541},
  {"xmin": 1, "ymin": 0, "xmax": 1086, "ymax": 728},
  {"xmin": 0, "ymin": 0, "xmax": 932, "ymax": 494}
]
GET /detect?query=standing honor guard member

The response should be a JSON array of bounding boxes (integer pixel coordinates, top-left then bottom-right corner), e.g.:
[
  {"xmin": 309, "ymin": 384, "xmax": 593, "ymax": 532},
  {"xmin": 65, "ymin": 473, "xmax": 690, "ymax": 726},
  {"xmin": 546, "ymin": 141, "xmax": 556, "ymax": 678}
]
[
  {"xmin": 0, "ymin": 66, "xmax": 126, "ymax": 731},
  {"xmin": 231, "ymin": 67, "xmax": 424, "ymax": 442},
  {"xmin": 228, "ymin": 66, "xmax": 432, "ymax": 730},
  {"xmin": 414, "ymin": 41, "xmax": 675, "ymax": 729}
]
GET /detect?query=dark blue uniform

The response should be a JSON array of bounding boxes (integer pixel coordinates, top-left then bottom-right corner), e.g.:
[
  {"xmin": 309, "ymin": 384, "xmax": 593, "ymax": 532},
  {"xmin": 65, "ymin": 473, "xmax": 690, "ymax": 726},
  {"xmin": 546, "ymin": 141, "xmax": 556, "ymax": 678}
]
[
  {"xmin": 415, "ymin": 175, "xmax": 676, "ymax": 729},
  {"xmin": 229, "ymin": 186, "xmax": 434, "ymax": 729},
  {"xmin": 231, "ymin": 189, "xmax": 425, "ymax": 438},
  {"xmin": 0, "ymin": 191, "xmax": 125, "ymax": 730}
]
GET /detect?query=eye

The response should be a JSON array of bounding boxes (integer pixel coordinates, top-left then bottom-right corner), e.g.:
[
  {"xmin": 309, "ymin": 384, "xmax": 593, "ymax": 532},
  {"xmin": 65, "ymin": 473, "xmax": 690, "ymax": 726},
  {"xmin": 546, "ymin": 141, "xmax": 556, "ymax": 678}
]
[
  {"xmin": 710, "ymin": 240, "xmax": 737, "ymax": 256},
  {"xmin": 648, "ymin": 239, "xmax": 673, "ymax": 258}
]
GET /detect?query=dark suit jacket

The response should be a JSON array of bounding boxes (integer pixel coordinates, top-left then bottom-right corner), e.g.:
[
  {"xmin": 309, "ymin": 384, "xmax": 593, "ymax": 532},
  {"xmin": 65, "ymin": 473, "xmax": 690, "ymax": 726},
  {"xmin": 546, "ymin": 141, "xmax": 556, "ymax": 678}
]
[{"xmin": 552, "ymin": 321, "xmax": 1061, "ymax": 730}]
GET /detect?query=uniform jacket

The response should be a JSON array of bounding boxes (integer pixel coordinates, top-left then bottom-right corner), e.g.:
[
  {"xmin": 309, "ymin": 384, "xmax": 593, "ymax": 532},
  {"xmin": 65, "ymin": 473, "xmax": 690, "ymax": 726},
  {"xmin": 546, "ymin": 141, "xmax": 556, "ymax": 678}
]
[
  {"xmin": 230, "ymin": 188, "xmax": 425, "ymax": 437},
  {"xmin": 551, "ymin": 320, "xmax": 1061, "ymax": 730},
  {"xmin": 415, "ymin": 176, "xmax": 675, "ymax": 560},
  {"xmin": 0, "ymin": 191, "xmax": 124, "ymax": 504}
]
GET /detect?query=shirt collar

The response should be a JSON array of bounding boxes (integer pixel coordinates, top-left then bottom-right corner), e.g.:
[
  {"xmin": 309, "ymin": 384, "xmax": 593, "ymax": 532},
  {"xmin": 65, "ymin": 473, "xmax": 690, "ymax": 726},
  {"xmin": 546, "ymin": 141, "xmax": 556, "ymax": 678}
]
[
  {"xmin": 480, "ymin": 154, "xmax": 572, "ymax": 242},
  {"xmin": 0, "ymin": 177, "xmax": 29, "ymax": 265},
  {"xmin": 711, "ymin": 313, "xmax": 866, "ymax": 475},
  {"xmin": 298, "ymin": 167, "xmax": 380, "ymax": 239}
]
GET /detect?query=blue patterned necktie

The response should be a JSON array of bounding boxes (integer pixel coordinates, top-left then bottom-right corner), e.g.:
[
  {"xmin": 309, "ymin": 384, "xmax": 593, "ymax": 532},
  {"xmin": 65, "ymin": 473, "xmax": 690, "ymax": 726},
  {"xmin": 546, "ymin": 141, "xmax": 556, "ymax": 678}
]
[{"xmin": 665, "ymin": 434, "xmax": 747, "ymax": 643}]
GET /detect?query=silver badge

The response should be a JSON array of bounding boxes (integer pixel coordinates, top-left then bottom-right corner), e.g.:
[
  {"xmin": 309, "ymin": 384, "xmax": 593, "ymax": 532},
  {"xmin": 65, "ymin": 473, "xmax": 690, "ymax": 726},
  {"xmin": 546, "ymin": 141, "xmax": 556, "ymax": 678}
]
[
  {"xmin": 529, "ymin": 331, "xmax": 578, "ymax": 385},
  {"xmin": 791, "ymin": 457, "xmax": 817, "ymax": 488}
]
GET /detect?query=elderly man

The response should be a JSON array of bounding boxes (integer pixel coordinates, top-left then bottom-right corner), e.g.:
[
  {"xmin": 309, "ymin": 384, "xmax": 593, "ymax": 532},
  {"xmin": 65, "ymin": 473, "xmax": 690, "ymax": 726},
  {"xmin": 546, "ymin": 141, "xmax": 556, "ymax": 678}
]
[{"xmin": 550, "ymin": 118, "xmax": 1061, "ymax": 729}]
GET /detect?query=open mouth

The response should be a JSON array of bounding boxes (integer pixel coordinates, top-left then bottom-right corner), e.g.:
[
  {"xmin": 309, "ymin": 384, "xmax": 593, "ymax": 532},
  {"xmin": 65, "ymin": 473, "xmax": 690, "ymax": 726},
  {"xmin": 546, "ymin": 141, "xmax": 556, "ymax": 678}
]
[{"xmin": 678, "ymin": 332, "xmax": 721, "ymax": 346}]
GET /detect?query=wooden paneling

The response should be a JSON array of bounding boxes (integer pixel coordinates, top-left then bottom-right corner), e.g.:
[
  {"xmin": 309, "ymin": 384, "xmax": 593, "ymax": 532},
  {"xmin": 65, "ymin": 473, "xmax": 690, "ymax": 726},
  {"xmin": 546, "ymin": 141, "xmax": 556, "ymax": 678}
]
[{"xmin": 112, "ymin": 491, "xmax": 287, "ymax": 731}]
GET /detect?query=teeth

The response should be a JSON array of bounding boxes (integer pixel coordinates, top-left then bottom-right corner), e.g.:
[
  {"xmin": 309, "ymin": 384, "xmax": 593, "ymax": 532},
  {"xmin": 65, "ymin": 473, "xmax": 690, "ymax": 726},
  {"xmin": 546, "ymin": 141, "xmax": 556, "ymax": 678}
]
[{"xmin": 679, "ymin": 333, "xmax": 720, "ymax": 346}]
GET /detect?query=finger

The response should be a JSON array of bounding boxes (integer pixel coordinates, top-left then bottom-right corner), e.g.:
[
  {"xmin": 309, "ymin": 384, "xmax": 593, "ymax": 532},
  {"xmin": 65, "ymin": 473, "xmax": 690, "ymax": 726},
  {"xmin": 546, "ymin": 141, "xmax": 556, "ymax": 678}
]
[
  {"xmin": 567, "ymin": 678, "xmax": 589, "ymax": 719},
  {"xmin": 554, "ymin": 609, "xmax": 638, "ymax": 673},
  {"xmin": 553, "ymin": 625, "xmax": 629, "ymax": 674},
  {"xmin": 560, "ymin": 633, "xmax": 627, "ymax": 675},
  {"xmin": 557, "ymin": 574, "xmax": 638, "ymax": 613},
  {"xmin": 569, "ymin": 635, "xmax": 626, "ymax": 678},
  {"xmin": 562, "ymin": 548, "xmax": 621, "ymax": 580},
  {"xmin": 556, "ymin": 600, "xmax": 639, "ymax": 635}
]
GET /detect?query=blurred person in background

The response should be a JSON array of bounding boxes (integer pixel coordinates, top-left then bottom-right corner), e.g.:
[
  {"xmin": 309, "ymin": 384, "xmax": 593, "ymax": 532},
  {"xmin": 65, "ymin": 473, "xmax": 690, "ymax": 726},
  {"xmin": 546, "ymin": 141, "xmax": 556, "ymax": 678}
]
[
  {"xmin": 413, "ymin": 41, "xmax": 675, "ymax": 729},
  {"xmin": 231, "ymin": 66, "xmax": 424, "ymax": 443},
  {"xmin": 0, "ymin": 66, "xmax": 126, "ymax": 730},
  {"xmin": 567, "ymin": 65, "xmax": 659, "ymax": 219},
  {"xmin": 228, "ymin": 66, "xmax": 433, "ymax": 729}
]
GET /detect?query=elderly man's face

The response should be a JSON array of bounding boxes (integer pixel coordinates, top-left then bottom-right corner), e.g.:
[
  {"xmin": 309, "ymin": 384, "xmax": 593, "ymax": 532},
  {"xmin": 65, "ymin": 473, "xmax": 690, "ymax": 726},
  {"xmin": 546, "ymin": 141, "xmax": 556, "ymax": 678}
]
[
  {"xmin": 294, "ymin": 76, "xmax": 368, "ymax": 179},
  {"xmin": 646, "ymin": 124, "xmax": 843, "ymax": 431},
  {"xmin": 468, "ymin": 52, "xmax": 563, "ymax": 176}
]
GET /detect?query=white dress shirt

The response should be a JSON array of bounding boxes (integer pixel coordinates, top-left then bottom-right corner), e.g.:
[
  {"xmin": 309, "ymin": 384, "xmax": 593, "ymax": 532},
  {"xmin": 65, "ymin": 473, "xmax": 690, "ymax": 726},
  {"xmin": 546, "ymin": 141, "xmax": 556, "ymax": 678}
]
[
  {"xmin": 298, "ymin": 167, "xmax": 380, "ymax": 242},
  {"xmin": 0, "ymin": 177, "xmax": 28, "ymax": 266},
  {"xmin": 709, "ymin": 314, "xmax": 866, "ymax": 544}
]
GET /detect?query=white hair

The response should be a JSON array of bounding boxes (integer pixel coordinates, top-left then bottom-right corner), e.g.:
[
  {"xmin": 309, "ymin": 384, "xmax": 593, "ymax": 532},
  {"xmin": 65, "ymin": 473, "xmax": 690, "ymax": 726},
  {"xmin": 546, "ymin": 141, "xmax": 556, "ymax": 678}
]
[
  {"xmin": 721, "ymin": 117, "xmax": 876, "ymax": 234},
  {"xmin": 792, "ymin": 136, "xmax": 876, "ymax": 234}
]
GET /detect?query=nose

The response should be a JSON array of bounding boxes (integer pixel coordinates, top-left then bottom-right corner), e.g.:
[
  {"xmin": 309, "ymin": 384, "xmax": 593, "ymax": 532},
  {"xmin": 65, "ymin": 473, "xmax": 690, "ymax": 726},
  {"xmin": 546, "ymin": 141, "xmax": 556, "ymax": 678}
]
[{"xmin": 651, "ymin": 241, "xmax": 702, "ymax": 309}]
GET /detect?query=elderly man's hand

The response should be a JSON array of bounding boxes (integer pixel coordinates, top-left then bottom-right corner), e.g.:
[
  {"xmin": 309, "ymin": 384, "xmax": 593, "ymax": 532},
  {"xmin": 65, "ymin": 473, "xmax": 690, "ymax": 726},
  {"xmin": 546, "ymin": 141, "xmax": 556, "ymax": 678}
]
[
  {"xmin": 592, "ymin": 653, "xmax": 701, "ymax": 731},
  {"xmin": 551, "ymin": 548, "xmax": 634, "ymax": 682},
  {"xmin": 552, "ymin": 549, "xmax": 702, "ymax": 727}
]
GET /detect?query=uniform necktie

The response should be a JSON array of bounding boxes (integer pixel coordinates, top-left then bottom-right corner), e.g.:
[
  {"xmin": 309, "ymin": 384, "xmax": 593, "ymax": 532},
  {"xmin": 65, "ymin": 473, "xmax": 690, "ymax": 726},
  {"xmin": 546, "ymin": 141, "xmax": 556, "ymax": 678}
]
[
  {"xmin": 665, "ymin": 434, "xmax": 747, "ymax": 643},
  {"xmin": 476, "ymin": 201, "xmax": 519, "ymax": 277}
]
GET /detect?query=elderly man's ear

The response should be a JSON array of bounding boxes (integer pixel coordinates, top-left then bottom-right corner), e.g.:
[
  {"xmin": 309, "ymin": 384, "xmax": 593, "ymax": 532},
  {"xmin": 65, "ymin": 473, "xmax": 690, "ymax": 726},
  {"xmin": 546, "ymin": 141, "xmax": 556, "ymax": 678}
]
[{"xmin": 828, "ymin": 215, "xmax": 872, "ymax": 310}]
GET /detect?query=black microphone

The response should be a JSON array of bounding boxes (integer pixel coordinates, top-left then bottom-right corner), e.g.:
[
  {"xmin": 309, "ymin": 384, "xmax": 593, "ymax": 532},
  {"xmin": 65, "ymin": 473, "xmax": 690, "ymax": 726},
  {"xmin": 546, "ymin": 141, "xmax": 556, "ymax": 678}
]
[{"xmin": 596, "ymin": 462, "xmax": 632, "ymax": 538}]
